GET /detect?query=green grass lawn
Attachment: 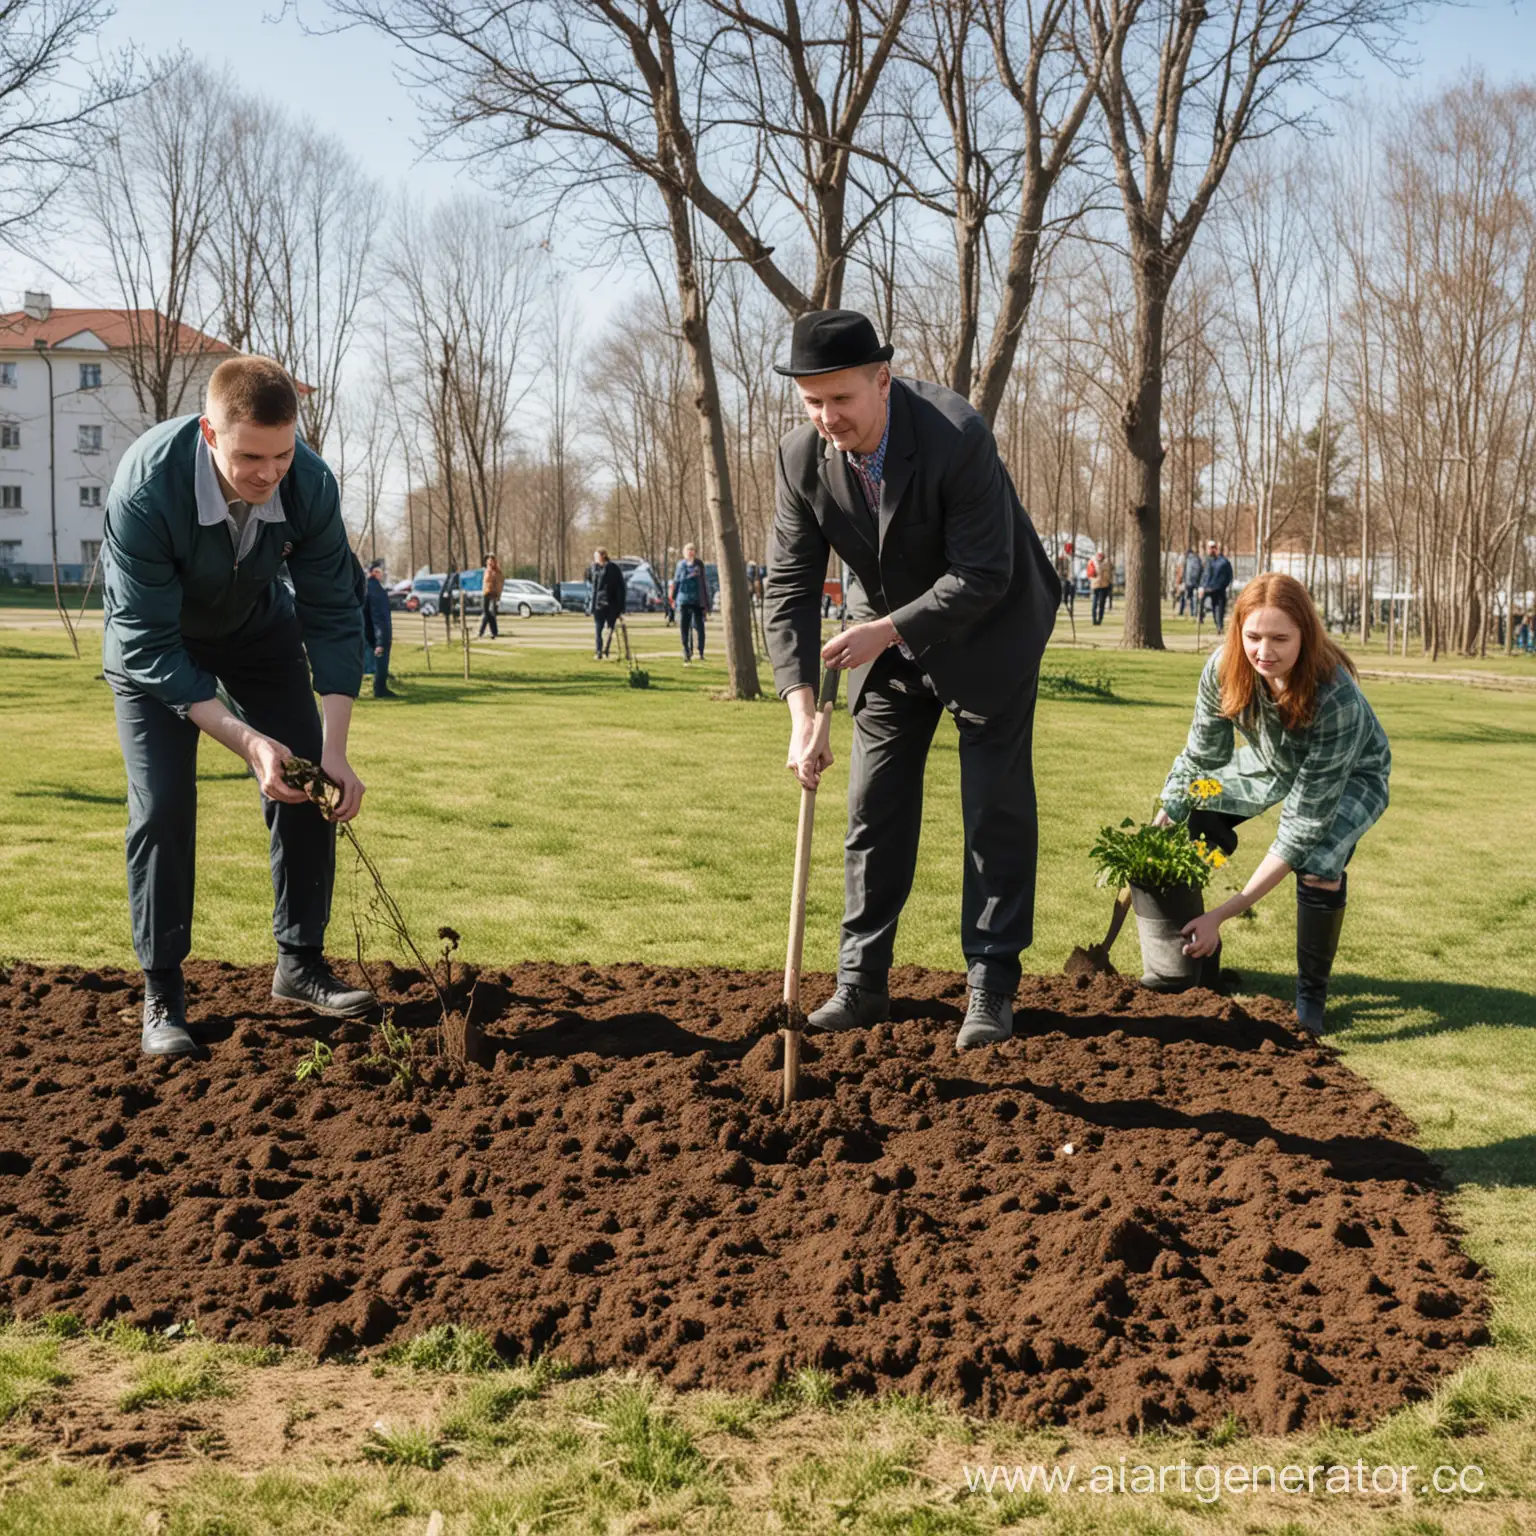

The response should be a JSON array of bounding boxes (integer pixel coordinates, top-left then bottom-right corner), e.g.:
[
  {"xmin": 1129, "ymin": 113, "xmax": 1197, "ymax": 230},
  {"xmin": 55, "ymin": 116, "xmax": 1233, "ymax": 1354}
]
[{"xmin": 1, "ymin": 612, "xmax": 1534, "ymax": 1532}]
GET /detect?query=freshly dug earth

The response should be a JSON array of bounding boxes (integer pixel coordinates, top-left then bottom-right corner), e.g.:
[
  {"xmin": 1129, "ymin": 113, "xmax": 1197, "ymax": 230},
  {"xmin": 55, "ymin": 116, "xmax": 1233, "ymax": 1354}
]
[{"xmin": 0, "ymin": 961, "xmax": 1488, "ymax": 1434}]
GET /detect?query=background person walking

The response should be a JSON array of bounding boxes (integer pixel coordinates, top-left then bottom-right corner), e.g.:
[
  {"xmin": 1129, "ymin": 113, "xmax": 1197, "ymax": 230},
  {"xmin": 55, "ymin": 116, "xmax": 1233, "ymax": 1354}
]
[
  {"xmin": 1089, "ymin": 550, "xmax": 1113, "ymax": 625},
  {"xmin": 363, "ymin": 559, "xmax": 395, "ymax": 699},
  {"xmin": 1178, "ymin": 546, "xmax": 1202, "ymax": 616},
  {"xmin": 589, "ymin": 547, "xmax": 626, "ymax": 658},
  {"xmin": 672, "ymin": 542, "xmax": 711, "ymax": 664},
  {"xmin": 478, "ymin": 554, "xmax": 505, "ymax": 638},
  {"xmin": 1055, "ymin": 543, "xmax": 1076, "ymax": 618},
  {"xmin": 1201, "ymin": 541, "xmax": 1234, "ymax": 632}
]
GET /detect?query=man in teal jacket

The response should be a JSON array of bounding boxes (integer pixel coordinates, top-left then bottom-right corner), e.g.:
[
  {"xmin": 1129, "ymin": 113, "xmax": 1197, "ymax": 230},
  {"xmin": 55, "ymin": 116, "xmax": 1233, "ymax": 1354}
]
[{"xmin": 103, "ymin": 355, "xmax": 374, "ymax": 1057}]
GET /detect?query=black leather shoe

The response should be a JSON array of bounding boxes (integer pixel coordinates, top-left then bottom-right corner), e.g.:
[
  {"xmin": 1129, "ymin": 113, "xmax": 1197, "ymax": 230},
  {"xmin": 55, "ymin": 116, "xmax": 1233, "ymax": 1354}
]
[
  {"xmin": 141, "ymin": 992, "xmax": 196, "ymax": 1058},
  {"xmin": 272, "ymin": 954, "xmax": 377, "ymax": 1018},
  {"xmin": 956, "ymin": 989, "xmax": 1013, "ymax": 1050},
  {"xmin": 808, "ymin": 983, "xmax": 891, "ymax": 1032}
]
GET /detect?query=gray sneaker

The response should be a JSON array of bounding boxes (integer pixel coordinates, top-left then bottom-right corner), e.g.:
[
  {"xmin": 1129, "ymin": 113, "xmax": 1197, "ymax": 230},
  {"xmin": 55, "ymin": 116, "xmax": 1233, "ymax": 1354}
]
[
  {"xmin": 807, "ymin": 983, "xmax": 891, "ymax": 1032},
  {"xmin": 141, "ymin": 992, "xmax": 197, "ymax": 1058},
  {"xmin": 956, "ymin": 989, "xmax": 1013, "ymax": 1050},
  {"xmin": 272, "ymin": 955, "xmax": 377, "ymax": 1018}
]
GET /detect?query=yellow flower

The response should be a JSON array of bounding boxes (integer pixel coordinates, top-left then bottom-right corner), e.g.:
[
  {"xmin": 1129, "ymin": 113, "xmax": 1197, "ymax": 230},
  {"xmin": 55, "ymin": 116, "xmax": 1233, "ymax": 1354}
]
[
  {"xmin": 1187, "ymin": 777, "xmax": 1223, "ymax": 801},
  {"xmin": 1207, "ymin": 849, "xmax": 1228, "ymax": 869}
]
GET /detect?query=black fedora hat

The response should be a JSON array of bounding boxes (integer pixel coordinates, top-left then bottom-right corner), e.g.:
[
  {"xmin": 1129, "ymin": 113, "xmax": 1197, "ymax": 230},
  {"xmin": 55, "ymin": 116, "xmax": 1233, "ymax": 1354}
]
[{"xmin": 774, "ymin": 308, "xmax": 894, "ymax": 377}]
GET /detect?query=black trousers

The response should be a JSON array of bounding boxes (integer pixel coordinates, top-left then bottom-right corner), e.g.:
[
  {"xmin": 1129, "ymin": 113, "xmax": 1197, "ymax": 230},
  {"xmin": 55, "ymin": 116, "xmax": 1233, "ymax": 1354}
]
[
  {"xmin": 840, "ymin": 650, "xmax": 1040, "ymax": 996},
  {"xmin": 1091, "ymin": 587, "xmax": 1110, "ymax": 624},
  {"xmin": 478, "ymin": 600, "xmax": 499, "ymax": 638},
  {"xmin": 1203, "ymin": 590, "xmax": 1228, "ymax": 631},
  {"xmin": 111, "ymin": 616, "xmax": 335, "ymax": 973},
  {"xmin": 594, "ymin": 613, "xmax": 617, "ymax": 655},
  {"xmin": 679, "ymin": 603, "xmax": 706, "ymax": 659}
]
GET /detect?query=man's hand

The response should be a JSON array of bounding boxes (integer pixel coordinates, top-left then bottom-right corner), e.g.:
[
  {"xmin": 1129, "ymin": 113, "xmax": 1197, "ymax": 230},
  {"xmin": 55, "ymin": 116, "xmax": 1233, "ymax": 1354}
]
[
  {"xmin": 247, "ymin": 735, "xmax": 308, "ymax": 805},
  {"xmin": 319, "ymin": 748, "xmax": 365, "ymax": 822},
  {"xmin": 785, "ymin": 687, "xmax": 834, "ymax": 790},
  {"xmin": 1180, "ymin": 911, "xmax": 1223, "ymax": 958},
  {"xmin": 374, "ymin": 645, "xmax": 384, "ymax": 657},
  {"xmin": 821, "ymin": 616, "xmax": 897, "ymax": 671}
]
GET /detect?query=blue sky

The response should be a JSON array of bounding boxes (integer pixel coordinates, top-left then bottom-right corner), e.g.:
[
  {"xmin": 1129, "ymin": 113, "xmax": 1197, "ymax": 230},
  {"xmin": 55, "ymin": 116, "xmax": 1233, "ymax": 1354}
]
[{"xmin": 4, "ymin": 0, "xmax": 1533, "ymax": 311}]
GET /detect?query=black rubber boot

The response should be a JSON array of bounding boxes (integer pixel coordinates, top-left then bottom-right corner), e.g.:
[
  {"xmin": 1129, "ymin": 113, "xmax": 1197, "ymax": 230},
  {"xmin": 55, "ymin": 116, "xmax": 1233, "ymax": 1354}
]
[
  {"xmin": 141, "ymin": 971, "xmax": 196, "ymax": 1058},
  {"xmin": 808, "ymin": 983, "xmax": 891, "ymax": 1032},
  {"xmin": 1295, "ymin": 875, "xmax": 1347, "ymax": 1035},
  {"xmin": 272, "ymin": 951, "xmax": 377, "ymax": 1018}
]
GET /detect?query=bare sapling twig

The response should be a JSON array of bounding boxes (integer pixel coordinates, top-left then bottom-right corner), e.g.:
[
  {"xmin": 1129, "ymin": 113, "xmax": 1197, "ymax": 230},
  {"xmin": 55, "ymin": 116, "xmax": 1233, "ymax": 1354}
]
[{"xmin": 281, "ymin": 757, "xmax": 484, "ymax": 1062}]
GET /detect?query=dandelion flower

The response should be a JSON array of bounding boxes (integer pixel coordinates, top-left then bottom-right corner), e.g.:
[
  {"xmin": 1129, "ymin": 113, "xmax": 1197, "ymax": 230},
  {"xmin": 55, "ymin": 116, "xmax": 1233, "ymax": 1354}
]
[{"xmin": 1187, "ymin": 777, "xmax": 1223, "ymax": 801}]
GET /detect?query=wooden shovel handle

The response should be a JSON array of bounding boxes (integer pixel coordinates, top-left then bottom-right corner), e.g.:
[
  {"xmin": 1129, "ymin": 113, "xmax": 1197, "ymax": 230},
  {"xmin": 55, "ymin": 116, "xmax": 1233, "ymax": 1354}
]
[
  {"xmin": 1101, "ymin": 885, "xmax": 1133, "ymax": 952},
  {"xmin": 783, "ymin": 674, "xmax": 839, "ymax": 1107}
]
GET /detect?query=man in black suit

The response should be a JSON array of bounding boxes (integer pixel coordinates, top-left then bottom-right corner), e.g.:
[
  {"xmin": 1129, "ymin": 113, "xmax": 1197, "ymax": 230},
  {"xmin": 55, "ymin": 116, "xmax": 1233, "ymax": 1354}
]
[{"xmin": 764, "ymin": 309, "xmax": 1060, "ymax": 1049}]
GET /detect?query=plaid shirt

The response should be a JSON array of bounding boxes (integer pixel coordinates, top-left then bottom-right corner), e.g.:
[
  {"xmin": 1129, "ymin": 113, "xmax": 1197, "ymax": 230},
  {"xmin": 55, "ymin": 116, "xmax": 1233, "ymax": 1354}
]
[
  {"xmin": 1161, "ymin": 651, "xmax": 1391, "ymax": 879},
  {"xmin": 847, "ymin": 404, "xmax": 892, "ymax": 516}
]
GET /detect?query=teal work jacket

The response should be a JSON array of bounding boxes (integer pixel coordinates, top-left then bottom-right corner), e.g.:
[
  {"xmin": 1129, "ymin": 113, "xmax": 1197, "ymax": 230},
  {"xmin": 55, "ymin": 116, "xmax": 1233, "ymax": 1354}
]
[{"xmin": 101, "ymin": 416, "xmax": 363, "ymax": 713}]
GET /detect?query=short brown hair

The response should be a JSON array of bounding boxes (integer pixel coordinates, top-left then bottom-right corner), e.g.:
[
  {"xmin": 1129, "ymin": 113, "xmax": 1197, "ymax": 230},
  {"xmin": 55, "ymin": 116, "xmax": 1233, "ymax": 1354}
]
[{"xmin": 207, "ymin": 355, "xmax": 299, "ymax": 427}]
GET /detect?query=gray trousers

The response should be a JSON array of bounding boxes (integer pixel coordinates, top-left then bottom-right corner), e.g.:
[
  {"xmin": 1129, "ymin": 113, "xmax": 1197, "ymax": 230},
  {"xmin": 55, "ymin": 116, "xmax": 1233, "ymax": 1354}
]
[
  {"xmin": 839, "ymin": 649, "xmax": 1040, "ymax": 996},
  {"xmin": 111, "ymin": 616, "xmax": 334, "ymax": 972}
]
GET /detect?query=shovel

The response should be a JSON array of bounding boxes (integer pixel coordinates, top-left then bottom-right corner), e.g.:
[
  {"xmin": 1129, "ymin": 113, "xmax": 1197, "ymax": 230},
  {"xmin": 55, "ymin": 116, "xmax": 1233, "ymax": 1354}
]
[
  {"xmin": 1064, "ymin": 885, "xmax": 1133, "ymax": 977},
  {"xmin": 782, "ymin": 664, "xmax": 841, "ymax": 1108}
]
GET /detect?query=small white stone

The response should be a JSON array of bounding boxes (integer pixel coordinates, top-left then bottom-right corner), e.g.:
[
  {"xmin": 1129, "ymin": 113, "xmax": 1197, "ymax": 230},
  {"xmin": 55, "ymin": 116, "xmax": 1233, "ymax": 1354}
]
[{"xmin": 1060, "ymin": 1142, "xmax": 1076, "ymax": 1156}]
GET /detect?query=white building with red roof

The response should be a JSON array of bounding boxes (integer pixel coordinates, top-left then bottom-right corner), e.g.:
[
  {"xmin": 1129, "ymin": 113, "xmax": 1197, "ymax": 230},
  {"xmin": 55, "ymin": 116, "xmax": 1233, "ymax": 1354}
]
[{"xmin": 0, "ymin": 293, "xmax": 232, "ymax": 580}]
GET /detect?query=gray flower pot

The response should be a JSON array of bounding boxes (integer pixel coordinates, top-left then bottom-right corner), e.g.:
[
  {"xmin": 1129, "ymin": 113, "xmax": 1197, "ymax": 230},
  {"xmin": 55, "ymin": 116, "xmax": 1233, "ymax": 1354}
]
[{"xmin": 1130, "ymin": 882, "xmax": 1204, "ymax": 992}]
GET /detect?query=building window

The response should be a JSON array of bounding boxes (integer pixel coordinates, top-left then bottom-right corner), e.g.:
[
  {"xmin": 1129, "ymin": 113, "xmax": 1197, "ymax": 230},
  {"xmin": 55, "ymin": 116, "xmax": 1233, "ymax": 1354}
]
[
  {"xmin": 0, "ymin": 540, "xmax": 20, "ymax": 563},
  {"xmin": 0, "ymin": 424, "xmax": 17, "ymax": 449},
  {"xmin": 78, "ymin": 424, "xmax": 103, "ymax": 454},
  {"xmin": 79, "ymin": 484, "xmax": 102, "ymax": 508},
  {"xmin": 1, "ymin": 486, "xmax": 20, "ymax": 510},
  {"xmin": 0, "ymin": 364, "xmax": 15, "ymax": 388},
  {"xmin": 81, "ymin": 539, "xmax": 102, "ymax": 566},
  {"xmin": 79, "ymin": 363, "xmax": 102, "ymax": 390}
]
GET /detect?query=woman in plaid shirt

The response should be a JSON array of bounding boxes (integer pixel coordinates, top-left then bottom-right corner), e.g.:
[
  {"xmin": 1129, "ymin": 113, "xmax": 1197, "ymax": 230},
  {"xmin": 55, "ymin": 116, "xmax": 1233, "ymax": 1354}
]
[{"xmin": 1156, "ymin": 572, "xmax": 1391, "ymax": 1034}]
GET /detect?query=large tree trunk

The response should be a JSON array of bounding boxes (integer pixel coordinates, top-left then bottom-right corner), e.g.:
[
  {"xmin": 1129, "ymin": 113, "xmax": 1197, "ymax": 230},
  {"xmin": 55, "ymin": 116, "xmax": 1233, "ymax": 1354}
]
[
  {"xmin": 665, "ymin": 187, "xmax": 762, "ymax": 700},
  {"xmin": 1119, "ymin": 266, "xmax": 1168, "ymax": 649}
]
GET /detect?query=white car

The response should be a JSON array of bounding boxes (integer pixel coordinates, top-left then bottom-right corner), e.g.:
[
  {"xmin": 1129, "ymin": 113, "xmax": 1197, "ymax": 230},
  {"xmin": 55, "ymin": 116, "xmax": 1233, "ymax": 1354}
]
[{"xmin": 501, "ymin": 579, "xmax": 560, "ymax": 617}]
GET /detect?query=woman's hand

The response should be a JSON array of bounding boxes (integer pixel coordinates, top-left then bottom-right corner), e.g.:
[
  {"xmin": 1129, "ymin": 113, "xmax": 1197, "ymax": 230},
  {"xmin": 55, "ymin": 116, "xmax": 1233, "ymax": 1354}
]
[
  {"xmin": 1180, "ymin": 911, "xmax": 1224, "ymax": 958},
  {"xmin": 1153, "ymin": 806, "xmax": 1173, "ymax": 828}
]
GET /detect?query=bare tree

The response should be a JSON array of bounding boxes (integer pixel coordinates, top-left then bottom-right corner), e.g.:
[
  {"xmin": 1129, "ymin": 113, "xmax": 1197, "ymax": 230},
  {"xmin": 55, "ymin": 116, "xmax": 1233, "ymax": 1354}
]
[
  {"xmin": 0, "ymin": 0, "xmax": 138, "ymax": 255},
  {"xmin": 336, "ymin": 380, "xmax": 398, "ymax": 557},
  {"xmin": 699, "ymin": 0, "xmax": 911, "ymax": 314},
  {"xmin": 327, "ymin": 0, "xmax": 763, "ymax": 698},
  {"xmin": 240, "ymin": 121, "xmax": 382, "ymax": 454},
  {"xmin": 84, "ymin": 58, "xmax": 230, "ymax": 421},
  {"xmin": 539, "ymin": 270, "xmax": 583, "ymax": 585},
  {"xmin": 1079, "ymin": 0, "xmax": 1418, "ymax": 648}
]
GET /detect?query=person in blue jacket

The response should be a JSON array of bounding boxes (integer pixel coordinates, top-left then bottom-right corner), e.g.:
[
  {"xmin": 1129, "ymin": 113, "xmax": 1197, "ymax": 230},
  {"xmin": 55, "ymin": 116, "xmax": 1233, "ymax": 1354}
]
[
  {"xmin": 672, "ymin": 541, "xmax": 711, "ymax": 663},
  {"xmin": 1200, "ymin": 540, "xmax": 1234, "ymax": 632},
  {"xmin": 363, "ymin": 560, "xmax": 395, "ymax": 698},
  {"xmin": 102, "ymin": 355, "xmax": 375, "ymax": 1059}
]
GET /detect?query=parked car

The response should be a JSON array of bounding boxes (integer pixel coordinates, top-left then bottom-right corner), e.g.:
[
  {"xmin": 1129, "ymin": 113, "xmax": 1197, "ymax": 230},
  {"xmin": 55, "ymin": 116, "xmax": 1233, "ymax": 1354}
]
[
  {"xmin": 503, "ymin": 579, "xmax": 561, "ymax": 617},
  {"xmin": 623, "ymin": 569, "xmax": 663, "ymax": 613},
  {"xmin": 440, "ymin": 568, "xmax": 485, "ymax": 615},
  {"xmin": 387, "ymin": 578, "xmax": 413, "ymax": 611},
  {"xmin": 404, "ymin": 573, "xmax": 446, "ymax": 616},
  {"xmin": 556, "ymin": 580, "xmax": 590, "ymax": 612}
]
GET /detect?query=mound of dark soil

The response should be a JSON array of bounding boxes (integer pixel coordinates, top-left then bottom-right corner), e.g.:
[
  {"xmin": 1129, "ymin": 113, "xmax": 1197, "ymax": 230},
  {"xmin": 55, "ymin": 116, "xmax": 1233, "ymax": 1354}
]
[{"xmin": 0, "ymin": 961, "xmax": 1487, "ymax": 1433}]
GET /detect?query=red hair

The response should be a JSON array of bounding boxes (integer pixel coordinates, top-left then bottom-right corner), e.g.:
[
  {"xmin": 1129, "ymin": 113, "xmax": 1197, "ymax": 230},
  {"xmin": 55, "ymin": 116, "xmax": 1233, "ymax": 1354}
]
[{"xmin": 1217, "ymin": 572, "xmax": 1356, "ymax": 731}]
